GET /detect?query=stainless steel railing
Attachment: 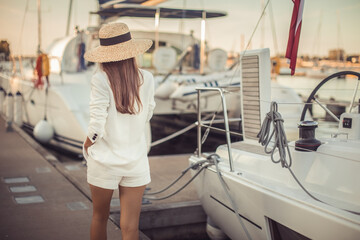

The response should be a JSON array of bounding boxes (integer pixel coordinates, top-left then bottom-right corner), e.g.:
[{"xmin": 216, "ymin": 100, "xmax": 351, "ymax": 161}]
[{"xmin": 196, "ymin": 86, "xmax": 241, "ymax": 172}]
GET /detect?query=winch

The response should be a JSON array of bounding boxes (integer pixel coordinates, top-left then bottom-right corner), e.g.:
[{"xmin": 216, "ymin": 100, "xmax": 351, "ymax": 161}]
[{"xmin": 295, "ymin": 120, "xmax": 321, "ymax": 151}]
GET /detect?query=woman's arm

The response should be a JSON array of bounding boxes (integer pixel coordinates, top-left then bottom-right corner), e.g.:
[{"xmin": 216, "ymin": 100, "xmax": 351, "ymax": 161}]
[
  {"xmin": 84, "ymin": 137, "xmax": 93, "ymax": 154},
  {"xmin": 86, "ymin": 73, "xmax": 110, "ymax": 144},
  {"xmin": 146, "ymin": 74, "xmax": 156, "ymax": 122}
]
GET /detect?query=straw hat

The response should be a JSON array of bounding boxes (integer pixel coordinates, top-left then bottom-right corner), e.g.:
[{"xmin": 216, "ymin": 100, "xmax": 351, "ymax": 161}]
[{"xmin": 84, "ymin": 22, "xmax": 153, "ymax": 63}]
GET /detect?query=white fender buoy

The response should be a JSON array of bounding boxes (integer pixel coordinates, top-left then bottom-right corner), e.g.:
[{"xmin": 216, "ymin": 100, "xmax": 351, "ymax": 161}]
[
  {"xmin": 152, "ymin": 47, "xmax": 177, "ymax": 74},
  {"xmin": 0, "ymin": 87, "xmax": 5, "ymax": 114},
  {"xmin": 206, "ymin": 217, "xmax": 227, "ymax": 240},
  {"xmin": 154, "ymin": 81, "xmax": 179, "ymax": 99},
  {"xmin": 33, "ymin": 120, "xmax": 54, "ymax": 143},
  {"xmin": 207, "ymin": 48, "xmax": 227, "ymax": 72},
  {"xmin": 6, "ymin": 92, "xmax": 14, "ymax": 123},
  {"xmin": 14, "ymin": 91, "xmax": 23, "ymax": 126}
]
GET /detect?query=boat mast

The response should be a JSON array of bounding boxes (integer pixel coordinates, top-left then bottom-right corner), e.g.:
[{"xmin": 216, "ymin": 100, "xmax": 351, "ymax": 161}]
[
  {"xmin": 337, "ymin": 10, "xmax": 342, "ymax": 63},
  {"xmin": 260, "ymin": 0, "xmax": 265, "ymax": 48},
  {"xmin": 66, "ymin": 0, "xmax": 73, "ymax": 36},
  {"xmin": 155, "ymin": 8, "xmax": 160, "ymax": 50},
  {"xmin": 312, "ymin": 11, "xmax": 322, "ymax": 58},
  {"xmin": 268, "ymin": 1, "xmax": 278, "ymax": 56},
  {"xmin": 200, "ymin": 11, "xmax": 206, "ymax": 74},
  {"xmin": 37, "ymin": 0, "xmax": 41, "ymax": 53}
]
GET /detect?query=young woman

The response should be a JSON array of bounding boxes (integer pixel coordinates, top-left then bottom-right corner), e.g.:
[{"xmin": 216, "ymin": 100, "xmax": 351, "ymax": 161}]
[{"xmin": 83, "ymin": 22, "xmax": 155, "ymax": 240}]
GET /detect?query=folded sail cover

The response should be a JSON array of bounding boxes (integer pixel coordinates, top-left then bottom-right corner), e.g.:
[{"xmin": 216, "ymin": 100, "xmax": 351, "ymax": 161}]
[
  {"xmin": 286, "ymin": 0, "xmax": 304, "ymax": 76},
  {"xmin": 92, "ymin": 3, "xmax": 227, "ymax": 19},
  {"xmin": 98, "ymin": 0, "xmax": 167, "ymax": 7}
]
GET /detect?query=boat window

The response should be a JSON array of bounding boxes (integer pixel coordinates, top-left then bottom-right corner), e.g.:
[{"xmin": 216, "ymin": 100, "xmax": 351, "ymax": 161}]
[
  {"xmin": 268, "ymin": 218, "xmax": 311, "ymax": 240},
  {"xmin": 62, "ymin": 32, "xmax": 88, "ymax": 73}
]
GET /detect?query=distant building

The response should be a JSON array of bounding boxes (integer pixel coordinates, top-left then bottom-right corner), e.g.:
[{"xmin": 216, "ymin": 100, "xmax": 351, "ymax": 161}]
[
  {"xmin": 0, "ymin": 40, "xmax": 10, "ymax": 61},
  {"xmin": 346, "ymin": 55, "xmax": 360, "ymax": 63},
  {"xmin": 328, "ymin": 49, "xmax": 345, "ymax": 61}
]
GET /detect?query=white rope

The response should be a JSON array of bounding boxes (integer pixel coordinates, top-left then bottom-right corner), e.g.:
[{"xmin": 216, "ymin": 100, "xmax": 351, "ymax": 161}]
[
  {"xmin": 151, "ymin": 123, "xmax": 196, "ymax": 147},
  {"xmin": 18, "ymin": 0, "xmax": 30, "ymax": 55},
  {"xmin": 150, "ymin": 113, "xmax": 215, "ymax": 147}
]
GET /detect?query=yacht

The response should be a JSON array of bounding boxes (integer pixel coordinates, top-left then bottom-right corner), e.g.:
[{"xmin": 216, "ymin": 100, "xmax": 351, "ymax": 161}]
[
  {"xmin": 189, "ymin": 48, "xmax": 360, "ymax": 240},
  {"xmin": 0, "ymin": 2, "xmax": 240, "ymax": 154}
]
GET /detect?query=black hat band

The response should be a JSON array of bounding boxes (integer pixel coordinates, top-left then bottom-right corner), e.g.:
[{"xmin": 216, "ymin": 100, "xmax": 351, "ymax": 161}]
[{"xmin": 99, "ymin": 32, "xmax": 132, "ymax": 46}]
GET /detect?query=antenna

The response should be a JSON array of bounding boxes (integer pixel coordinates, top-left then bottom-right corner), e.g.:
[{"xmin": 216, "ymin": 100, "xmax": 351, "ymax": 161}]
[
  {"xmin": 37, "ymin": 0, "xmax": 42, "ymax": 53},
  {"xmin": 155, "ymin": 8, "xmax": 160, "ymax": 50},
  {"xmin": 66, "ymin": 0, "xmax": 74, "ymax": 36},
  {"xmin": 312, "ymin": 11, "xmax": 323, "ymax": 57},
  {"xmin": 268, "ymin": 1, "xmax": 278, "ymax": 56},
  {"xmin": 200, "ymin": 11, "xmax": 206, "ymax": 74},
  {"xmin": 260, "ymin": 0, "xmax": 265, "ymax": 48}
]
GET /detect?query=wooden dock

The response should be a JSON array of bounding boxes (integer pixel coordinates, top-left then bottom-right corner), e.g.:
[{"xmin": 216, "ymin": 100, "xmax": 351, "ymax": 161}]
[{"xmin": 0, "ymin": 116, "xmax": 208, "ymax": 240}]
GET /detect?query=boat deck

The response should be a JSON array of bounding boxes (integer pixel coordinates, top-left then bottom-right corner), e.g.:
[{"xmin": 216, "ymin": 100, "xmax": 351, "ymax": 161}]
[{"xmin": 0, "ymin": 116, "xmax": 207, "ymax": 240}]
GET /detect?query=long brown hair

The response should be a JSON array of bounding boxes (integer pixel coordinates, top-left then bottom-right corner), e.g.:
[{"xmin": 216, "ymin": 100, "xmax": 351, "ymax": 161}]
[{"xmin": 101, "ymin": 58, "xmax": 143, "ymax": 114}]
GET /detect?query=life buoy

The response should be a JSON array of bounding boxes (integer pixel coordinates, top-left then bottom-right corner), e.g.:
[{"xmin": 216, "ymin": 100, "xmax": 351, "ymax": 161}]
[
  {"xmin": 41, "ymin": 54, "xmax": 50, "ymax": 76},
  {"xmin": 77, "ymin": 42, "xmax": 86, "ymax": 71},
  {"xmin": 34, "ymin": 54, "xmax": 50, "ymax": 88},
  {"xmin": 35, "ymin": 55, "xmax": 43, "ymax": 88}
]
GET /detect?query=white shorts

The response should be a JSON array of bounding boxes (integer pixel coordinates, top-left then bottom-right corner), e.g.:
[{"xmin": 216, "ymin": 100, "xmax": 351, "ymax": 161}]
[{"xmin": 86, "ymin": 158, "xmax": 151, "ymax": 190}]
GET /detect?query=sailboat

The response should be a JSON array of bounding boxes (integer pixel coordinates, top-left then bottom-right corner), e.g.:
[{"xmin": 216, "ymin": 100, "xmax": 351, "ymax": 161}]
[
  {"xmin": 0, "ymin": 0, "xmax": 241, "ymax": 154},
  {"xmin": 189, "ymin": 48, "xmax": 360, "ymax": 239}
]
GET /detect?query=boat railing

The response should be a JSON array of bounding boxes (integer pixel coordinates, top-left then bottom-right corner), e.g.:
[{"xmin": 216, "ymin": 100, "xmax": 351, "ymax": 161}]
[
  {"xmin": 48, "ymin": 56, "xmax": 64, "ymax": 84},
  {"xmin": 160, "ymin": 45, "xmax": 193, "ymax": 84},
  {"xmin": 8, "ymin": 55, "xmax": 64, "ymax": 85},
  {"xmin": 196, "ymin": 86, "xmax": 241, "ymax": 172},
  {"xmin": 9, "ymin": 55, "xmax": 25, "ymax": 79}
]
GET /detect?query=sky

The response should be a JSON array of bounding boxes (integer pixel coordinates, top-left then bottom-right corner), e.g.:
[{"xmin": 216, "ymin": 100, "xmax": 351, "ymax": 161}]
[{"xmin": 0, "ymin": 0, "xmax": 359, "ymax": 57}]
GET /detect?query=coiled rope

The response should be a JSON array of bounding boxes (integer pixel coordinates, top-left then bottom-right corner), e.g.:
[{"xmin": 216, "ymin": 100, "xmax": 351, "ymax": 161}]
[{"xmin": 257, "ymin": 101, "xmax": 292, "ymax": 167}]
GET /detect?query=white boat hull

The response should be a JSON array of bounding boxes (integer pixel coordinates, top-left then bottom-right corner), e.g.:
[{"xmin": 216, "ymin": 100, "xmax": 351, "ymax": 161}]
[
  {"xmin": 189, "ymin": 138, "xmax": 360, "ymax": 240},
  {"xmin": 0, "ymin": 64, "xmax": 241, "ymax": 154}
]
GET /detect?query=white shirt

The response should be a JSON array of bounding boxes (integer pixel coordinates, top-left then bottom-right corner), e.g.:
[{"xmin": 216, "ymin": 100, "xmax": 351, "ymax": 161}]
[{"xmin": 83, "ymin": 68, "xmax": 156, "ymax": 176}]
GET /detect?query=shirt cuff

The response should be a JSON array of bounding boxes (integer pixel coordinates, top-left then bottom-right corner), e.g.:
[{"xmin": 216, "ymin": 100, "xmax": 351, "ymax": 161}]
[{"xmin": 88, "ymin": 133, "xmax": 98, "ymax": 143}]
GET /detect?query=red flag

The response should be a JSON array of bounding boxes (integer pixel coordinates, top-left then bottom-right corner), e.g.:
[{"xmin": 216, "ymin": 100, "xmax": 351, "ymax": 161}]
[{"xmin": 286, "ymin": 0, "xmax": 305, "ymax": 75}]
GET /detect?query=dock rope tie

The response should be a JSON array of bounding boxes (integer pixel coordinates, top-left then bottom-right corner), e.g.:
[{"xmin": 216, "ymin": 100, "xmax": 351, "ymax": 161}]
[
  {"xmin": 257, "ymin": 101, "xmax": 292, "ymax": 168},
  {"xmin": 143, "ymin": 159, "xmax": 213, "ymax": 201}
]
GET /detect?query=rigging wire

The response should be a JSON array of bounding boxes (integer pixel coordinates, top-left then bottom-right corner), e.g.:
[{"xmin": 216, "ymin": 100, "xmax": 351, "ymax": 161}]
[
  {"xmin": 268, "ymin": 0, "xmax": 279, "ymax": 56},
  {"xmin": 199, "ymin": 0, "xmax": 271, "ymax": 146},
  {"xmin": 143, "ymin": 163, "xmax": 213, "ymax": 201},
  {"xmin": 210, "ymin": 154, "xmax": 253, "ymax": 240},
  {"xmin": 18, "ymin": 0, "xmax": 30, "ymax": 55},
  {"xmin": 150, "ymin": 113, "xmax": 215, "ymax": 147},
  {"xmin": 144, "ymin": 159, "xmax": 209, "ymax": 195}
]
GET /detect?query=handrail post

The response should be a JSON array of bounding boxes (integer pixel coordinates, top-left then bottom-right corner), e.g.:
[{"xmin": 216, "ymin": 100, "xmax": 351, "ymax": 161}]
[
  {"xmin": 219, "ymin": 90, "xmax": 234, "ymax": 172},
  {"xmin": 195, "ymin": 86, "xmax": 236, "ymax": 171},
  {"xmin": 197, "ymin": 89, "xmax": 202, "ymax": 157}
]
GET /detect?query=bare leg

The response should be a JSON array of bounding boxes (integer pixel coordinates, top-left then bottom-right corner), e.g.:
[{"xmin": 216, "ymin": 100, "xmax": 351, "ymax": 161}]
[
  {"xmin": 89, "ymin": 184, "xmax": 114, "ymax": 240},
  {"xmin": 118, "ymin": 185, "xmax": 146, "ymax": 240}
]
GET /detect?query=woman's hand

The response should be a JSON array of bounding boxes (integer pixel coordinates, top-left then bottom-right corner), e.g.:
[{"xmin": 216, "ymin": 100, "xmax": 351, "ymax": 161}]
[{"xmin": 84, "ymin": 137, "xmax": 94, "ymax": 155}]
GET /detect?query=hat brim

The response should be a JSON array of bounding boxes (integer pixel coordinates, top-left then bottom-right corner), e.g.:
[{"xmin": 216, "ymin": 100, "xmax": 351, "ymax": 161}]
[{"xmin": 84, "ymin": 39, "xmax": 153, "ymax": 63}]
